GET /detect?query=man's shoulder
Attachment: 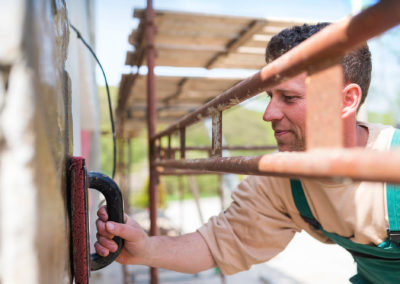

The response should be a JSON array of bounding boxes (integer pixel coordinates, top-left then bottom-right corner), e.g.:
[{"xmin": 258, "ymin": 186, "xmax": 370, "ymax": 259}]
[
  {"xmin": 242, "ymin": 175, "xmax": 292, "ymax": 194},
  {"xmin": 358, "ymin": 121, "xmax": 395, "ymax": 150},
  {"xmin": 358, "ymin": 121, "xmax": 394, "ymax": 131},
  {"xmin": 244, "ymin": 174, "xmax": 290, "ymax": 184}
]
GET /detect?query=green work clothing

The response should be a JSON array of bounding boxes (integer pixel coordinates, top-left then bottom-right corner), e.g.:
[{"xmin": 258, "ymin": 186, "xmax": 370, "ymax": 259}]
[{"xmin": 290, "ymin": 129, "xmax": 400, "ymax": 283}]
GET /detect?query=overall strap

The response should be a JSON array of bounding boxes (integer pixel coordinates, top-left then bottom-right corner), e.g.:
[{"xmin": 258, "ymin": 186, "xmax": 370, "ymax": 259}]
[
  {"xmin": 387, "ymin": 128, "xmax": 400, "ymax": 243},
  {"xmin": 290, "ymin": 179, "xmax": 321, "ymax": 229}
]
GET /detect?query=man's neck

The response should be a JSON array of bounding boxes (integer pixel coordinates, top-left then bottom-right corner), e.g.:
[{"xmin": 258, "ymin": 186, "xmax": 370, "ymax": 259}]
[
  {"xmin": 356, "ymin": 122, "xmax": 369, "ymax": 147},
  {"xmin": 343, "ymin": 120, "xmax": 369, "ymax": 148}
]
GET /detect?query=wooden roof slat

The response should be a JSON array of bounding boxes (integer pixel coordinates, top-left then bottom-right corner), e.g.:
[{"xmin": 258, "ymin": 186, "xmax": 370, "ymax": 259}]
[
  {"xmin": 206, "ymin": 20, "xmax": 267, "ymax": 69},
  {"xmin": 118, "ymin": 9, "xmax": 309, "ymax": 134},
  {"xmin": 134, "ymin": 9, "xmax": 257, "ymax": 24},
  {"xmin": 155, "ymin": 43, "xmax": 226, "ymax": 52},
  {"xmin": 153, "ymin": 34, "xmax": 232, "ymax": 47},
  {"xmin": 158, "ymin": 19, "xmax": 250, "ymax": 34}
]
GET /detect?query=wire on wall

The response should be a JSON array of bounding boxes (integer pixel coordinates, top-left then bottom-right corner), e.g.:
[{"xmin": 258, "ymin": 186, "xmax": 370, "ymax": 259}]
[{"xmin": 69, "ymin": 23, "xmax": 116, "ymax": 179}]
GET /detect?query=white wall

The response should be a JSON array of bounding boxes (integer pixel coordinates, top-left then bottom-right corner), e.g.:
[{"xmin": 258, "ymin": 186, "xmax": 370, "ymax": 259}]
[{"xmin": 0, "ymin": 0, "xmax": 72, "ymax": 283}]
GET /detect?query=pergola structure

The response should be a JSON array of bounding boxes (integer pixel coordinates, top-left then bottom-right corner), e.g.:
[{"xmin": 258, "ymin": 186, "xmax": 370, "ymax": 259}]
[
  {"xmin": 117, "ymin": 9, "xmax": 306, "ymax": 136},
  {"xmin": 116, "ymin": 1, "xmax": 400, "ymax": 283}
]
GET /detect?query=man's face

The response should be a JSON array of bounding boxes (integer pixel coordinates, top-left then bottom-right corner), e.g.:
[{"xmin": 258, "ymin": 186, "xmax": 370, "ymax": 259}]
[{"xmin": 263, "ymin": 73, "xmax": 307, "ymax": 152}]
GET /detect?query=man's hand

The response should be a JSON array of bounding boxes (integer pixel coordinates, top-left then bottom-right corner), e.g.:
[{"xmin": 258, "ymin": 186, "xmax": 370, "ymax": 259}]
[
  {"xmin": 95, "ymin": 206, "xmax": 217, "ymax": 273},
  {"xmin": 95, "ymin": 205, "xmax": 152, "ymax": 265}
]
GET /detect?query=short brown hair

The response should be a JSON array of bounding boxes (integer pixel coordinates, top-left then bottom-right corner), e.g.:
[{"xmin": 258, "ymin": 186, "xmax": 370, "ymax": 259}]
[{"xmin": 265, "ymin": 23, "xmax": 372, "ymax": 107}]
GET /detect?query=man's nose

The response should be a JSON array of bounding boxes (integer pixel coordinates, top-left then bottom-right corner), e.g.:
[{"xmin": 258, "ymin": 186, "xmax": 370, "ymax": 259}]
[{"xmin": 263, "ymin": 100, "xmax": 284, "ymax": 122}]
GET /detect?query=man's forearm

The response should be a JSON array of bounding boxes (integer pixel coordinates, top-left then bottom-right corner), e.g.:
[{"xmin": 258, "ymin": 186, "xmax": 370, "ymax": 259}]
[{"xmin": 145, "ymin": 231, "xmax": 217, "ymax": 273}]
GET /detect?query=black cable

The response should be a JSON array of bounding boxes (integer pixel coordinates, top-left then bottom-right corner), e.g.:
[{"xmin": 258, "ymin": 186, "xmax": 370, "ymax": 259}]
[{"xmin": 69, "ymin": 23, "xmax": 116, "ymax": 179}]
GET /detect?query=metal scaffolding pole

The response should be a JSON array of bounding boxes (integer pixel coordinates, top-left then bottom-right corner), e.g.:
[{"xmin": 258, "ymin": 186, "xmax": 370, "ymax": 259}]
[
  {"xmin": 145, "ymin": 0, "xmax": 159, "ymax": 283},
  {"xmin": 156, "ymin": 148, "xmax": 400, "ymax": 184},
  {"xmin": 122, "ymin": 138, "xmax": 132, "ymax": 284}
]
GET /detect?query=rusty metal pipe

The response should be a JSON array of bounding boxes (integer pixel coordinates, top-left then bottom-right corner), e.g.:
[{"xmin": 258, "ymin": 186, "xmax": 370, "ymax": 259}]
[
  {"xmin": 156, "ymin": 156, "xmax": 262, "ymax": 175},
  {"xmin": 157, "ymin": 169, "xmax": 226, "ymax": 175},
  {"xmin": 211, "ymin": 111, "xmax": 222, "ymax": 157},
  {"xmin": 155, "ymin": 148, "xmax": 400, "ymax": 184},
  {"xmin": 145, "ymin": 0, "xmax": 159, "ymax": 283},
  {"xmin": 152, "ymin": 0, "xmax": 400, "ymax": 141},
  {"xmin": 180, "ymin": 128, "xmax": 186, "ymax": 159},
  {"xmin": 167, "ymin": 135, "xmax": 172, "ymax": 159},
  {"xmin": 160, "ymin": 145, "xmax": 277, "ymax": 151}
]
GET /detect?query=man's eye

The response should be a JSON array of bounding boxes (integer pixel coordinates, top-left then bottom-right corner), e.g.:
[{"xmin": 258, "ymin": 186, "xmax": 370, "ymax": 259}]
[{"xmin": 283, "ymin": 96, "xmax": 296, "ymax": 102}]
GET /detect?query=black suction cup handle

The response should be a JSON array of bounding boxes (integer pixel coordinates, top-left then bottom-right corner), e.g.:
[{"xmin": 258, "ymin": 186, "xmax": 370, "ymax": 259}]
[{"xmin": 87, "ymin": 172, "xmax": 124, "ymax": 271}]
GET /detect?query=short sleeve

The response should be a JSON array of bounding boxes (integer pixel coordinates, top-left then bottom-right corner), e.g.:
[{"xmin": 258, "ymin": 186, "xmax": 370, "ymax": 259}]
[{"xmin": 198, "ymin": 176, "xmax": 300, "ymax": 275}]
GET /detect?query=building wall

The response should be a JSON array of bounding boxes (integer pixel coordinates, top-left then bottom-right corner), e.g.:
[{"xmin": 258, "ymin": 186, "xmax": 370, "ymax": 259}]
[
  {"xmin": 66, "ymin": 0, "xmax": 100, "ymax": 164},
  {"xmin": 0, "ymin": 0, "xmax": 72, "ymax": 283},
  {"xmin": 65, "ymin": 0, "xmax": 103, "ymax": 266}
]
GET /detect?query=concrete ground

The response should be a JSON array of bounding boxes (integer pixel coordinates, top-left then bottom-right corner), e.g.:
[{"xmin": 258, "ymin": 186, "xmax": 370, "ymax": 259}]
[{"xmin": 91, "ymin": 197, "xmax": 356, "ymax": 283}]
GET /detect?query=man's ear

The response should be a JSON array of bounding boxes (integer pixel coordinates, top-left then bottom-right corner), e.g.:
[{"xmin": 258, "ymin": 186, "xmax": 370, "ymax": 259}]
[{"xmin": 342, "ymin": 83, "xmax": 362, "ymax": 118}]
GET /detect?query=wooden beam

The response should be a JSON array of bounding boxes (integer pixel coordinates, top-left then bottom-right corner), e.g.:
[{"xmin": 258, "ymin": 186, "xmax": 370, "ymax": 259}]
[
  {"xmin": 206, "ymin": 20, "xmax": 267, "ymax": 69},
  {"xmin": 162, "ymin": 78, "xmax": 189, "ymax": 103}
]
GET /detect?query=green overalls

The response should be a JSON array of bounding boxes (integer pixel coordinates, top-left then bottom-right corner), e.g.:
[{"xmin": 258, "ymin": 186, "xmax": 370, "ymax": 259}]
[{"xmin": 290, "ymin": 129, "xmax": 400, "ymax": 284}]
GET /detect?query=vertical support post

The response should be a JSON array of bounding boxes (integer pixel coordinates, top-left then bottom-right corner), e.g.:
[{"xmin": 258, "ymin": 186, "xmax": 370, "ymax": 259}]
[
  {"xmin": 122, "ymin": 265, "xmax": 129, "ymax": 284},
  {"xmin": 122, "ymin": 138, "xmax": 133, "ymax": 284},
  {"xmin": 306, "ymin": 65, "xmax": 344, "ymax": 150},
  {"xmin": 178, "ymin": 177, "xmax": 185, "ymax": 230},
  {"xmin": 154, "ymin": 138, "xmax": 160, "ymax": 160},
  {"xmin": 117, "ymin": 138, "xmax": 128, "ymax": 210},
  {"xmin": 188, "ymin": 175, "xmax": 204, "ymax": 224},
  {"xmin": 180, "ymin": 128, "xmax": 186, "ymax": 159},
  {"xmin": 212, "ymin": 112, "xmax": 227, "ymax": 284},
  {"xmin": 217, "ymin": 174, "xmax": 226, "ymax": 284},
  {"xmin": 211, "ymin": 111, "xmax": 222, "ymax": 157},
  {"xmin": 145, "ymin": 0, "xmax": 159, "ymax": 283},
  {"xmin": 218, "ymin": 174, "xmax": 225, "ymax": 210},
  {"xmin": 167, "ymin": 135, "xmax": 171, "ymax": 159},
  {"xmin": 126, "ymin": 138, "xmax": 132, "ymax": 211}
]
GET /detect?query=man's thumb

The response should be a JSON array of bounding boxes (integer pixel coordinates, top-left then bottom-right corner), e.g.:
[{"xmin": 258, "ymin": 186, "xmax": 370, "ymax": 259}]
[{"xmin": 106, "ymin": 221, "xmax": 138, "ymax": 241}]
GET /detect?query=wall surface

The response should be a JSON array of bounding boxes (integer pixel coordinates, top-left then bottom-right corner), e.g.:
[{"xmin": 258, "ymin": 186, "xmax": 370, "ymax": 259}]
[
  {"xmin": 65, "ymin": 0, "xmax": 105, "ymax": 276},
  {"xmin": 66, "ymin": 0, "xmax": 100, "ymax": 162},
  {"xmin": 0, "ymin": 0, "xmax": 72, "ymax": 283}
]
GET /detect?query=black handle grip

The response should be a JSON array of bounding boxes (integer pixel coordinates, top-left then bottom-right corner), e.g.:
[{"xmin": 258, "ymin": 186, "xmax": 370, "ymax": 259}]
[{"xmin": 87, "ymin": 172, "xmax": 124, "ymax": 271}]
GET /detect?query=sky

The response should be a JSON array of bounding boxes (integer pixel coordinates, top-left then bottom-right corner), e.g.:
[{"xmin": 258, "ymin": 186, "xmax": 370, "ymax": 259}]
[{"xmin": 94, "ymin": 0, "xmax": 400, "ymax": 116}]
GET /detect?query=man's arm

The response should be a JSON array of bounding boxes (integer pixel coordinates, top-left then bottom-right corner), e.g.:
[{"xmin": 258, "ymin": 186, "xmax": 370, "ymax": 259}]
[
  {"xmin": 95, "ymin": 206, "xmax": 216, "ymax": 273},
  {"xmin": 142, "ymin": 232, "xmax": 216, "ymax": 273}
]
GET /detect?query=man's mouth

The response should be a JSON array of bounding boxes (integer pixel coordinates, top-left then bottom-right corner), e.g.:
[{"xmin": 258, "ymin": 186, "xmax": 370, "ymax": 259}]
[{"xmin": 274, "ymin": 130, "xmax": 291, "ymax": 138}]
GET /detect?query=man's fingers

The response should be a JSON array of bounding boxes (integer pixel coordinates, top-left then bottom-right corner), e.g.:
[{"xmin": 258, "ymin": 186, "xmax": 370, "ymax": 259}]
[
  {"xmin": 105, "ymin": 221, "xmax": 143, "ymax": 242},
  {"xmin": 97, "ymin": 205, "xmax": 108, "ymax": 222},
  {"xmin": 94, "ymin": 242, "xmax": 110, "ymax": 257},
  {"xmin": 97, "ymin": 235, "xmax": 118, "ymax": 253},
  {"xmin": 96, "ymin": 219, "xmax": 114, "ymax": 239}
]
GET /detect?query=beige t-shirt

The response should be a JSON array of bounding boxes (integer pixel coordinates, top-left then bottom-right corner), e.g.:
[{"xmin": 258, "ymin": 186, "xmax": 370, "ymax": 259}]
[{"xmin": 198, "ymin": 122, "xmax": 396, "ymax": 275}]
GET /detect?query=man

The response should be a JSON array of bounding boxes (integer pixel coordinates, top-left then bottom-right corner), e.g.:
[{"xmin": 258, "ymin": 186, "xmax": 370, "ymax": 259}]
[{"xmin": 95, "ymin": 23, "xmax": 400, "ymax": 283}]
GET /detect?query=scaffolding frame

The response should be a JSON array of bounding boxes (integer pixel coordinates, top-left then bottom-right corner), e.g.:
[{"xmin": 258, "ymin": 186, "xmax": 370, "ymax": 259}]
[{"xmin": 118, "ymin": 1, "xmax": 400, "ymax": 283}]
